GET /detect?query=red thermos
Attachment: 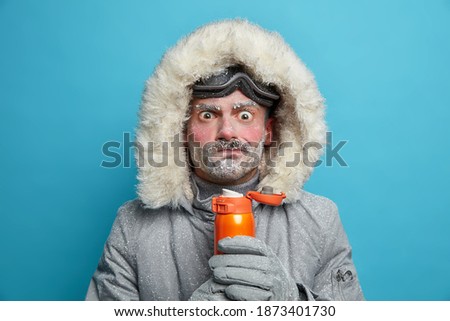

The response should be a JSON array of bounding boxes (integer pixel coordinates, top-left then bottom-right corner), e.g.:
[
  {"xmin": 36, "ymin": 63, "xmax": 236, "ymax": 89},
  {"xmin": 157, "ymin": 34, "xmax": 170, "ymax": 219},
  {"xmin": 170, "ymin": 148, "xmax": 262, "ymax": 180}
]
[{"xmin": 212, "ymin": 187, "xmax": 286, "ymax": 254}]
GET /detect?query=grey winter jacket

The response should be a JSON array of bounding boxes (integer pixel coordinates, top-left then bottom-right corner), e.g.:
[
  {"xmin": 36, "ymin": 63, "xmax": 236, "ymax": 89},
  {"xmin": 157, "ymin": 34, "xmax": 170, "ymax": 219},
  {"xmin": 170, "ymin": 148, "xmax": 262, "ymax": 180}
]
[
  {"xmin": 86, "ymin": 19, "xmax": 364, "ymax": 300},
  {"xmin": 86, "ymin": 189, "xmax": 363, "ymax": 301}
]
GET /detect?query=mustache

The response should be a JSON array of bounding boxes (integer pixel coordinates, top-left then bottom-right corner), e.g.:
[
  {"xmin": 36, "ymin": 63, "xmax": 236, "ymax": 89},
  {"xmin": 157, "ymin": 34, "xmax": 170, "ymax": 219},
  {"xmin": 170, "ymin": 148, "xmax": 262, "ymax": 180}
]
[{"xmin": 205, "ymin": 139, "xmax": 252, "ymax": 153}]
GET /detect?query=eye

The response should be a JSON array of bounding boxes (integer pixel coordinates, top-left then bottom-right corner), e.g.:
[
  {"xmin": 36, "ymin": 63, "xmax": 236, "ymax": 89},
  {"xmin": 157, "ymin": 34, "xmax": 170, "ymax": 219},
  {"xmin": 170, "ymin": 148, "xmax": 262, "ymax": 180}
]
[
  {"xmin": 238, "ymin": 111, "xmax": 253, "ymax": 121},
  {"xmin": 199, "ymin": 111, "xmax": 215, "ymax": 120}
]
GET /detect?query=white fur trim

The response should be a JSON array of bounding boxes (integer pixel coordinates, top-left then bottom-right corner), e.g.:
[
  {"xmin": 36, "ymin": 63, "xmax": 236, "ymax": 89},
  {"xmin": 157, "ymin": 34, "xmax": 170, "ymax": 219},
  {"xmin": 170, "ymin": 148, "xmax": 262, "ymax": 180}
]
[{"xmin": 135, "ymin": 19, "xmax": 326, "ymax": 209}]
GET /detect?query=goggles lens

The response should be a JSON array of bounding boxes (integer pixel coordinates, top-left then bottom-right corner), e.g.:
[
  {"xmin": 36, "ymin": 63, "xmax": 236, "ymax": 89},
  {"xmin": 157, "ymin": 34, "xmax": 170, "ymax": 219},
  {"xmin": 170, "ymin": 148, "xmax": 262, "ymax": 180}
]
[{"xmin": 192, "ymin": 66, "xmax": 280, "ymax": 108}]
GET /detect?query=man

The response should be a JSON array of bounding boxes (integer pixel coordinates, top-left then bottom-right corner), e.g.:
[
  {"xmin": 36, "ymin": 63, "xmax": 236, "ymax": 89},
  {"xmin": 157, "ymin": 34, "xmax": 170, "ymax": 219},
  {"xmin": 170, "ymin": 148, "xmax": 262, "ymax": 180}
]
[{"xmin": 86, "ymin": 19, "xmax": 364, "ymax": 300}]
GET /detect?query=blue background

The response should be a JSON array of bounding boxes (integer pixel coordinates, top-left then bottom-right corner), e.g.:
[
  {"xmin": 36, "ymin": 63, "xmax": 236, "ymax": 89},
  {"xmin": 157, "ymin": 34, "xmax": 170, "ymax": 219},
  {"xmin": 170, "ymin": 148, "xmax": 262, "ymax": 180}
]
[{"xmin": 1, "ymin": 0, "xmax": 449, "ymax": 300}]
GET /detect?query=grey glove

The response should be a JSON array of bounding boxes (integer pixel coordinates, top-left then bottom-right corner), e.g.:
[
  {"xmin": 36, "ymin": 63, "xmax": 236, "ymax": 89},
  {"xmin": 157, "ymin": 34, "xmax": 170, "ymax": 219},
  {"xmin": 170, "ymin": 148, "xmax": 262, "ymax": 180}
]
[
  {"xmin": 189, "ymin": 278, "xmax": 230, "ymax": 301},
  {"xmin": 209, "ymin": 236, "xmax": 300, "ymax": 301}
]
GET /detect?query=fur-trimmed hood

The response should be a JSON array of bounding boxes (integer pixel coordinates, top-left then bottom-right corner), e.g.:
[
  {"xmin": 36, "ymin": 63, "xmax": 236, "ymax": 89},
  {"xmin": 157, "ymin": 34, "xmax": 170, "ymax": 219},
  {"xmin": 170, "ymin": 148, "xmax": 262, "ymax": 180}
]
[{"xmin": 135, "ymin": 19, "xmax": 326, "ymax": 209}]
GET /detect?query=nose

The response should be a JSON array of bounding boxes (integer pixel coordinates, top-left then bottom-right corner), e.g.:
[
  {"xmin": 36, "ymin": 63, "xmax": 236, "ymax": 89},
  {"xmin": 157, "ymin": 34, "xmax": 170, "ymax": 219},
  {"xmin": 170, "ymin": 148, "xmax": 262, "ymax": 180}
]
[{"xmin": 216, "ymin": 117, "xmax": 237, "ymax": 141}]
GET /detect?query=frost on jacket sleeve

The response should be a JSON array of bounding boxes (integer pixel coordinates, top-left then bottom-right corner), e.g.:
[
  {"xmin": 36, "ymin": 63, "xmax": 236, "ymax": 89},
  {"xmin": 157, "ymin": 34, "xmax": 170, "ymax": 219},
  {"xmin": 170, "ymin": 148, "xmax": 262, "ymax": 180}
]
[
  {"xmin": 310, "ymin": 200, "xmax": 364, "ymax": 301},
  {"xmin": 86, "ymin": 202, "xmax": 139, "ymax": 301}
]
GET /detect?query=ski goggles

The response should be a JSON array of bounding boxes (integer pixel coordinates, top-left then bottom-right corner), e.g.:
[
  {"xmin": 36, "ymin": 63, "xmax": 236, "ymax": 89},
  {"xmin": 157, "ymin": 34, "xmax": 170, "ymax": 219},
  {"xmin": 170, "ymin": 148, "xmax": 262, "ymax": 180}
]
[{"xmin": 192, "ymin": 66, "xmax": 280, "ymax": 108}]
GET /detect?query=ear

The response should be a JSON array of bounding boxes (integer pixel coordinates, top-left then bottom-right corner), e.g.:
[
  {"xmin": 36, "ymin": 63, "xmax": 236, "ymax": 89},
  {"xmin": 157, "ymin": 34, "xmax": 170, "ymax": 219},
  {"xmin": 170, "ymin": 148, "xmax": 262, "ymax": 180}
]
[{"xmin": 264, "ymin": 117, "xmax": 274, "ymax": 146}]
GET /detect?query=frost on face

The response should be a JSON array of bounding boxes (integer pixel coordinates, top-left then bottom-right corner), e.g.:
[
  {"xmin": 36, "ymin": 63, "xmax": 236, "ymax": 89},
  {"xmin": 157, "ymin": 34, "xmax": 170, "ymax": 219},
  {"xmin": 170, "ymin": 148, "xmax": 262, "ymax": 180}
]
[{"xmin": 189, "ymin": 136, "xmax": 266, "ymax": 184}]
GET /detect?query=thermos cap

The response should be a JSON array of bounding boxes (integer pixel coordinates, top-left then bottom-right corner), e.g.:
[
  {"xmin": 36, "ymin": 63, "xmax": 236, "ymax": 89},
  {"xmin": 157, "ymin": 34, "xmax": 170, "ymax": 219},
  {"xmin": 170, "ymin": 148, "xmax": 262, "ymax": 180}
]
[
  {"xmin": 212, "ymin": 187, "xmax": 286, "ymax": 214},
  {"xmin": 212, "ymin": 194, "xmax": 252, "ymax": 214}
]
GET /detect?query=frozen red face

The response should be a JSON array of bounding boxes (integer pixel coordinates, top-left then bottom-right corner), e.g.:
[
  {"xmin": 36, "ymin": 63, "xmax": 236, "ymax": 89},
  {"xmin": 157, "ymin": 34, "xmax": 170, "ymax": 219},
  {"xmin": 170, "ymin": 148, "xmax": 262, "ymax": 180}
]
[{"xmin": 187, "ymin": 90, "xmax": 273, "ymax": 185}]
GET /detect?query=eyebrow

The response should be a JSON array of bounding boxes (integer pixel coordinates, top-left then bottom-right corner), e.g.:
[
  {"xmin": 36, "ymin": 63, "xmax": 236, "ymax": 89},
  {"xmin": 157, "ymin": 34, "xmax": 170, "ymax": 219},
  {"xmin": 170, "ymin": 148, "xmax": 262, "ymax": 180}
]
[
  {"xmin": 192, "ymin": 103, "xmax": 221, "ymax": 112},
  {"xmin": 233, "ymin": 101, "xmax": 258, "ymax": 109},
  {"xmin": 191, "ymin": 100, "xmax": 259, "ymax": 112}
]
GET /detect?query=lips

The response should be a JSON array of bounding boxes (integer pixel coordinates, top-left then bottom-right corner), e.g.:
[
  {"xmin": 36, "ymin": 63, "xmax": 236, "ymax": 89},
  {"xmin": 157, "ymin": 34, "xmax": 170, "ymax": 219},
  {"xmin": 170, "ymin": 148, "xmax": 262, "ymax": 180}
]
[
  {"xmin": 216, "ymin": 147, "xmax": 241, "ymax": 152},
  {"xmin": 215, "ymin": 148, "xmax": 243, "ymax": 158}
]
